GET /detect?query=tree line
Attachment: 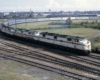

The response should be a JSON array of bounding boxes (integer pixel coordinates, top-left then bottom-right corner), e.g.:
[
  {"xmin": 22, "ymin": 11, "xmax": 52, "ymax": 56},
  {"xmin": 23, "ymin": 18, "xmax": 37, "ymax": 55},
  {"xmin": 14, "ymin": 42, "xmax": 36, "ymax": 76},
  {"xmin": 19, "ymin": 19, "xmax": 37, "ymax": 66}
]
[{"xmin": 67, "ymin": 18, "xmax": 100, "ymax": 29}]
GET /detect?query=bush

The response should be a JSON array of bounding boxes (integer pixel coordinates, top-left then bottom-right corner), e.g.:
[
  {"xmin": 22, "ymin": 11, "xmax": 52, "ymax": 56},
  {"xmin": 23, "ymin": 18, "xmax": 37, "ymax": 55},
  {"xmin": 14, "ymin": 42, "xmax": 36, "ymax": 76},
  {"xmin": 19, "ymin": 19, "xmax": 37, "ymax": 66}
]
[
  {"xmin": 90, "ymin": 37, "xmax": 100, "ymax": 53},
  {"xmin": 66, "ymin": 17, "xmax": 72, "ymax": 25},
  {"xmin": 48, "ymin": 22, "xmax": 64, "ymax": 25}
]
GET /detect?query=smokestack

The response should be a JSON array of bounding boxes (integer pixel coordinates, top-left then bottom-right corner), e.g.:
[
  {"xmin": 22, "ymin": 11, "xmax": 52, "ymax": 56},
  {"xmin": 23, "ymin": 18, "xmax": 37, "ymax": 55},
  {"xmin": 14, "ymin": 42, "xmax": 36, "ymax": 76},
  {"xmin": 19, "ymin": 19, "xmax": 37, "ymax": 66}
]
[{"xmin": 30, "ymin": 9, "xmax": 31, "ymax": 13}]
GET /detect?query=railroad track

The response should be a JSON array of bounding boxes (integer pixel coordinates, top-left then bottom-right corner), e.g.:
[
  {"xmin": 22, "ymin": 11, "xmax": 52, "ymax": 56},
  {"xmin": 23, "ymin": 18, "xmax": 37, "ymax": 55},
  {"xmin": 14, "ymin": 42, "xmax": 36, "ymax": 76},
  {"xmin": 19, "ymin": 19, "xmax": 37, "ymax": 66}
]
[
  {"xmin": 89, "ymin": 54, "xmax": 100, "ymax": 60},
  {"xmin": 0, "ymin": 53, "xmax": 97, "ymax": 80},
  {"xmin": 0, "ymin": 41, "xmax": 100, "ymax": 76},
  {"xmin": 1, "ymin": 38, "xmax": 100, "ymax": 65},
  {"xmin": 0, "ymin": 37, "xmax": 100, "ymax": 67},
  {"xmin": 0, "ymin": 34, "xmax": 99, "ymax": 79}
]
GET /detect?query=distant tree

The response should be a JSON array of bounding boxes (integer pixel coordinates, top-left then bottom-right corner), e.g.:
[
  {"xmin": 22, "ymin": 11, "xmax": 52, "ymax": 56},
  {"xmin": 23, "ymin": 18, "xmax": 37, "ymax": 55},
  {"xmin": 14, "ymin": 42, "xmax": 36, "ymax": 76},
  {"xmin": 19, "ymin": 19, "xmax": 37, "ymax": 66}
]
[
  {"xmin": 28, "ymin": 12, "xmax": 34, "ymax": 18},
  {"xmin": 80, "ymin": 22, "xmax": 84, "ymax": 26},
  {"xmin": 66, "ymin": 17, "xmax": 72, "ymax": 25},
  {"xmin": 98, "ymin": 23, "xmax": 100, "ymax": 26},
  {"xmin": 85, "ymin": 21, "xmax": 88, "ymax": 24},
  {"xmin": 95, "ymin": 20, "xmax": 98, "ymax": 23},
  {"xmin": 91, "ymin": 21, "xmax": 95, "ymax": 24}
]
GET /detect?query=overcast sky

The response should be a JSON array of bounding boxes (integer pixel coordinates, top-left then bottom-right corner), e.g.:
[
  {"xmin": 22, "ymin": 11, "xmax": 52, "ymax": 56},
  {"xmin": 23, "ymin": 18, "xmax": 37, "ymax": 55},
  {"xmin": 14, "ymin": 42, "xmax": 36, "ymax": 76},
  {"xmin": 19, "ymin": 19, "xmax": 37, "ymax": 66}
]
[{"xmin": 0, "ymin": 0, "xmax": 100, "ymax": 12}]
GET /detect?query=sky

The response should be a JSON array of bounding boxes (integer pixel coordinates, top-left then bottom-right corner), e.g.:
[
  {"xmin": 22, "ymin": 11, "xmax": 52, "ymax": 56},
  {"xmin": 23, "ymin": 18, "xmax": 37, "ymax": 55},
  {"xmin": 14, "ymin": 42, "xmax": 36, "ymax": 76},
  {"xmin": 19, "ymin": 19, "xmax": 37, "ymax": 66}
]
[{"xmin": 0, "ymin": 0, "xmax": 100, "ymax": 12}]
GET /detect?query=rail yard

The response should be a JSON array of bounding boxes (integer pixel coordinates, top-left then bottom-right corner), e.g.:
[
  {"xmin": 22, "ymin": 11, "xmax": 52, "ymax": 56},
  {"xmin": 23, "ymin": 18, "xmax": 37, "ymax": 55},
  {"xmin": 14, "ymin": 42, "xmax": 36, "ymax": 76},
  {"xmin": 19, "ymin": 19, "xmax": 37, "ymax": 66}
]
[
  {"xmin": 0, "ymin": 34, "xmax": 99, "ymax": 80},
  {"xmin": 0, "ymin": 18, "xmax": 100, "ymax": 80}
]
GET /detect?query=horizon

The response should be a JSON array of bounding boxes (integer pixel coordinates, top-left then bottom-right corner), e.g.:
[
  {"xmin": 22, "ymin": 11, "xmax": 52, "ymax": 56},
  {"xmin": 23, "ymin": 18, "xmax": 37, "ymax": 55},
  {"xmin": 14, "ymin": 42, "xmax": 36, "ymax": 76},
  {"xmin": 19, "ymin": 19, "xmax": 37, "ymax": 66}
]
[{"xmin": 1, "ymin": 10, "xmax": 100, "ymax": 13}]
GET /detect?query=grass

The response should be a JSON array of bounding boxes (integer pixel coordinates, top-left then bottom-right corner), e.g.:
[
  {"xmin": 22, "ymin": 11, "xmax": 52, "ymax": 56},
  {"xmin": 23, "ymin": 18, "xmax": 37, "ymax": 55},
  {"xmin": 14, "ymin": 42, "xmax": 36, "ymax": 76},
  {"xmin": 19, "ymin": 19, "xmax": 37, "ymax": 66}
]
[
  {"xmin": 10, "ymin": 19, "xmax": 100, "ymax": 37},
  {"xmin": 0, "ymin": 19, "xmax": 8, "ymax": 24},
  {"xmin": 72, "ymin": 19, "xmax": 100, "ymax": 23},
  {"xmin": 0, "ymin": 60, "xmax": 33, "ymax": 80},
  {"xmin": 11, "ymin": 19, "xmax": 100, "ymax": 29},
  {"xmin": 0, "ymin": 19, "xmax": 14, "ymax": 24},
  {"xmin": 11, "ymin": 20, "xmax": 66, "ymax": 30},
  {"xmin": 0, "ymin": 59, "xmax": 66, "ymax": 80},
  {"xmin": 38, "ymin": 28, "xmax": 100, "ymax": 37},
  {"xmin": 90, "ymin": 37, "xmax": 100, "ymax": 51}
]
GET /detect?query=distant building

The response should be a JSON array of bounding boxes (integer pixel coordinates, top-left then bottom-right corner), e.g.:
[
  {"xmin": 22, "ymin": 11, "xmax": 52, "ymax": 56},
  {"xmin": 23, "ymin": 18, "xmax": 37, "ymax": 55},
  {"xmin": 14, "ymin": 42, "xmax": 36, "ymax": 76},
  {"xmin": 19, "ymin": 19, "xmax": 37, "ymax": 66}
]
[
  {"xmin": 3, "ymin": 12, "xmax": 9, "ymax": 16},
  {"xmin": 97, "ymin": 14, "xmax": 100, "ymax": 17},
  {"xmin": 42, "ymin": 13, "xmax": 50, "ymax": 17},
  {"xmin": 0, "ymin": 13, "xmax": 3, "ymax": 18}
]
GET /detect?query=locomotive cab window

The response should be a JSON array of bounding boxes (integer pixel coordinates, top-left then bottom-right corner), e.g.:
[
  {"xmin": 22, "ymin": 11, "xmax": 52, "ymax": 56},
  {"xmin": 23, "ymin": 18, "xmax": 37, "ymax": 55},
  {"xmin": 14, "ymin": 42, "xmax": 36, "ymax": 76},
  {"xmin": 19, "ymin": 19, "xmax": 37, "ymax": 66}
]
[
  {"xmin": 60, "ymin": 40, "xmax": 63, "ymax": 42},
  {"xmin": 43, "ymin": 34, "xmax": 45, "ymax": 37},
  {"xmin": 28, "ymin": 32, "xmax": 31, "ymax": 34},
  {"xmin": 21, "ymin": 31, "xmax": 23, "ymax": 33},
  {"xmin": 67, "ymin": 38, "xmax": 72, "ymax": 41},
  {"xmin": 54, "ymin": 36, "xmax": 57, "ymax": 39},
  {"xmin": 75, "ymin": 39, "xmax": 79, "ymax": 42}
]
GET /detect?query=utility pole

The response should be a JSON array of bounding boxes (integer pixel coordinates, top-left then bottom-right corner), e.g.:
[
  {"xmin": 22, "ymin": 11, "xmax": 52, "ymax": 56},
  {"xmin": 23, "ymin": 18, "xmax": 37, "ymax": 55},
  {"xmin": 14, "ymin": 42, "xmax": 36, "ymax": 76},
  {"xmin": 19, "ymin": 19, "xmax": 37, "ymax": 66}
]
[
  {"xmin": 25, "ymin": 12, "xmax": 27, "ymax": 27},
  {"xmin": 8, "ymin": 21, "xmax": 9, "ymax": 27},
  {"xmin": 15, "ymin": 12, "xmax": 17, "ymax": 28}
]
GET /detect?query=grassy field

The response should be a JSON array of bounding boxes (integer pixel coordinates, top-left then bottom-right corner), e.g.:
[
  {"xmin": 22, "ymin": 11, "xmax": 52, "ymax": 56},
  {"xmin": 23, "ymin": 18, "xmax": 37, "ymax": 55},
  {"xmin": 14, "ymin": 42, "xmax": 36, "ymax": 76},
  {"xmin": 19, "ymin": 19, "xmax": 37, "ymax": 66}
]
[
  {"xmin": 37, "ymin": 28, "xmax": 100, "ymax": 37},
  {"xmin": 11, "ymin": 19, "xmax": 100, "ymax": 29},
  {"xmin": 0, "ymin": 19, "xmax": 14, "ymax": 24},
  {"xmin": 72, "ymin": 19, "xmax": 100, "ymax": 23},
  {"xmin": 90, "ymin": 37, "xmax": 100, "ymax": 51},
  {"xmin": 11, "ymin": 20, "xmax": 66, "ymax": 30},
  {"xmin": 0, "ymin": 19, "xmax": 8, "ymax": 24},
  {"xmin": 0, "ymin": 59, "xmax": 66, "ymax": 80},
  {"xmin": 10, "ymin": 19, "xmax": 100, "ymax": 37}
]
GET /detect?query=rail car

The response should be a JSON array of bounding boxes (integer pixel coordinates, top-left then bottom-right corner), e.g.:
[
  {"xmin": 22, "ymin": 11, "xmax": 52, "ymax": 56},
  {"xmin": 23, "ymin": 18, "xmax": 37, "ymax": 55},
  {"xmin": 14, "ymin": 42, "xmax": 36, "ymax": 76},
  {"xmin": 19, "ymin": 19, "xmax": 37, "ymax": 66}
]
[
  {"xmin": 2, "ymin": 17, "xmax": 100, "ymax": 27},
  {"xmin": 0, "ymin": 25, "xmax": 91, "ymax": 55}
]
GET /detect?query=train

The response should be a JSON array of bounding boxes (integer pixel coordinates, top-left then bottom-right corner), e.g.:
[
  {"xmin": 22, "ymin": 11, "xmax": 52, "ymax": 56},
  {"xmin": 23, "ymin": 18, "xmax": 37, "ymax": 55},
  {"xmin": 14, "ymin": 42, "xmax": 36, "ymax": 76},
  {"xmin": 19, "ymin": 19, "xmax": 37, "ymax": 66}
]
[
  {"xmin": 3, "ymin": 16, "xmax": 100, "ymax": 26},
  {"xmin": 0, "ymin": 26, "xmax": 92, "ymax": 55},
  {"xmin": 0, "ymin": 18, "xmax": 91, "ymax": 55}
]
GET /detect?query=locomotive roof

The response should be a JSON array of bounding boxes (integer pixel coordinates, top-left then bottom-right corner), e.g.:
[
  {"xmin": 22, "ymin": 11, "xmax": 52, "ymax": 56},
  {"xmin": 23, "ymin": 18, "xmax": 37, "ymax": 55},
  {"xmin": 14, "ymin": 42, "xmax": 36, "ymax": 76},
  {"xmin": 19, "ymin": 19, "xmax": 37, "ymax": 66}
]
[
  {"xmin": 28, "ymin": 30, "xmax": 35, "ymax": 32},
  {"xmin": 15, "ymin": 28, "xmax": 36, "ymax": 32},
  {"xmin": 15, "ymin": 28, "xmax": 23, "ymax": 30},
  {"xmin": 40, "ymin": 32, "xmax": 84, "ymax": 39},
  {"xmin": 22, "ymin": 29, "xmax": 29, "ymax": 32}
]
